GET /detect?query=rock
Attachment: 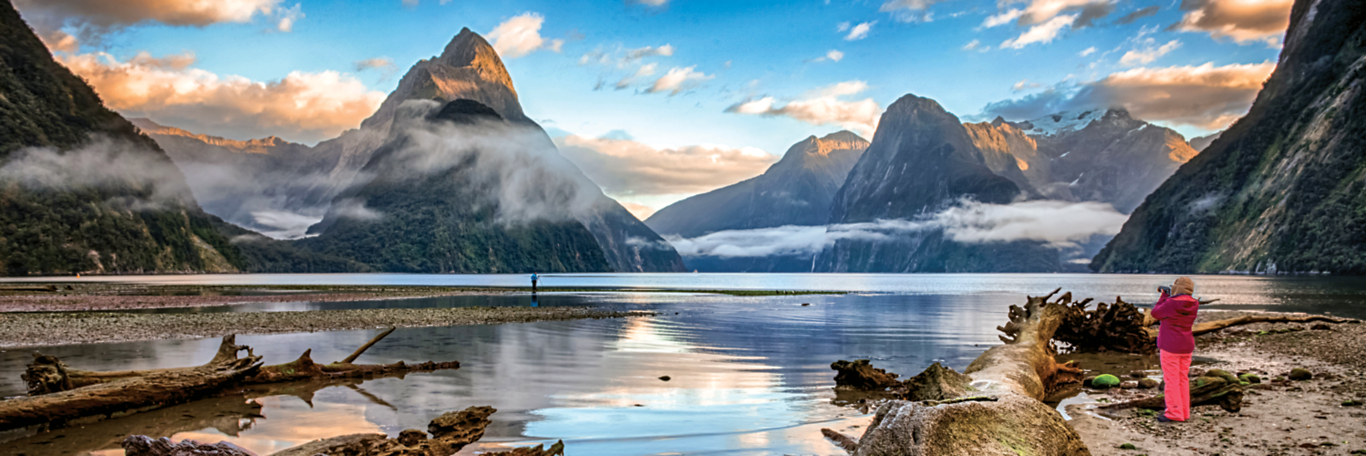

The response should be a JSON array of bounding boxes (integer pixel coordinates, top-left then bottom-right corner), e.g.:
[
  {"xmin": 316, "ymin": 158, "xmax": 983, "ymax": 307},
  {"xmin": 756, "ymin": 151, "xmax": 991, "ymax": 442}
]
[
  {"xmin": 658, "ymin": 375, "xmax": 671, "ymax": 381},
  {"xmin": 397, "ymin": 429, "xmax": 427, "ymax": 446},
  {"xmin": 1120, "ymin": 381, "xmax": 1139, "ymax": 389},
  {"xmin": 1128, "ymin": 371, "xmax": 1146, "ymax": 379},
  {"xmin": 1289, "ymin": 368, "xmax": 1313, "ymax": 381},
  {"xmin": 1138, "ymin": 378, "xmax": 1159, "ymax": 389},
  {"xmin": 903, "ymin": 362, "xmax": 973, "ymax": 401},
  {"xmin": 1092, "ymin": 374, "xmax": 1121, "ymax": 389},
  {"xmin": 121, "ymin": 436, "xmax": 255, "ymax": 456},
  {"xmin": 1119, "ymin": 442, "xmax": 1137, "ymax": 450},
  {"xmin": 1189, "ymin": 368, "xmax": 1205, "ymax": 378},
  {"xmin": 851, "ymin": 394, "xmax": 1090, "ymax": 456},
  {"xmin": 429, "ymin": 406, "xmax": 496, "ymax": 442},
  {"xmin": 1312, "ymin": 323, "xmax": 1332, "ymax": 330},
  {"xmin": 485, "ymin": 440, "xmax": 566, "ymax": 455},
  {"xmin": 831, "ymin": 359, "xmax": 902, "ymax": 391},
  {"xmin": 1082, "ymin": 376, "xmax": 1096, "ymax": 388},
  {"xmin": 1343, "ymin": 399, "xmax": 1363, "ymax": 406},
  {"xmin": 1238, "ymin": 373, "xmax": 1262, "ymax": 384}
]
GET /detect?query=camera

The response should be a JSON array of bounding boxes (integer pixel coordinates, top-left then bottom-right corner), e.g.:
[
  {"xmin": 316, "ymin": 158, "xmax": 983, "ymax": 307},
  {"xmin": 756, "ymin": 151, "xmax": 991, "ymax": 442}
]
[{"xmin": 1157, "ymin": 285, "xmax": 1172, "ymax": 295}]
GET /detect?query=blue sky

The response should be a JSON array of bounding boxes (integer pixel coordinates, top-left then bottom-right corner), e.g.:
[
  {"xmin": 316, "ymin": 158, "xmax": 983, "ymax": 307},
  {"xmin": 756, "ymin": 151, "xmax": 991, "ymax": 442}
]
[{"xmin": 17, "ymin": 0, "xmax": 1290, "ymax": 215}]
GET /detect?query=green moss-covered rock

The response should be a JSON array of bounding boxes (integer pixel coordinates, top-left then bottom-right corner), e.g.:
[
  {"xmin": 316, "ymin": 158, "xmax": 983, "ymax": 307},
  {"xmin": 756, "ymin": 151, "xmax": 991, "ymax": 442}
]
[
  {"xmin": 1343, "ymin": 399, "xmax": 1363, "ymax": 406},
  {"xmin": 1119, "ymin": 443, "xmax": 1137, "ymax": 450},
  {"xmin": 1289, "ymin": 368, "xmax": 1312, "ymax": 381},
  {"xmin": 1093, "ymin": 374, "xmax": 1121, "ymax": 388},
  {"xmin": 1237, "ymin": 373, "xmax": 1262, "ymax": 384}
]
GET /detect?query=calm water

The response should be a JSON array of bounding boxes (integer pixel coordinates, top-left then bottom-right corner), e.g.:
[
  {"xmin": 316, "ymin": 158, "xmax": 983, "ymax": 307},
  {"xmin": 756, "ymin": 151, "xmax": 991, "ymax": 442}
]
[{"xmin": 1, "ymin": 273, "xmax": 1364, "ymax": 455}]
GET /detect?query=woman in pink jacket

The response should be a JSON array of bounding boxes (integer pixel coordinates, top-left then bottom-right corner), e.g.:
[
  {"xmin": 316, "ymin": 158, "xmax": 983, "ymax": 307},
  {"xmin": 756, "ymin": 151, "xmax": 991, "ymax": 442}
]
[{"xmin": 1151, "ymin": 276, "xmax": 1199, "ymax": 422}]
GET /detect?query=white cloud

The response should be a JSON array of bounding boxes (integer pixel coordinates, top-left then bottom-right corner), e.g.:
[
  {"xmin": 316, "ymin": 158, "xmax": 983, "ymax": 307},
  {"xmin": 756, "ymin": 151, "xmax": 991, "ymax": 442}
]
[
  {"xmin": 982, "ymin": 8, "xmax": 1024, "ymax": 28},
  {"xmin": 837, "ymin": 22, "xmax": 851, "ymax": 32},
  {"xmin": 275, "ymin": 3, "xmax": 302, "ymax": 32},
  {"xmin": 981, "ymin": 61, "xmax": 1276, "ymax": 130},
  {"xmin": 635, "ymin": 0, "xmax": 669, "ymax": 5},
  {"xmin": 844, "ymin": 21, "xmax": 875, "ymax": 40},
  {"xmin": 554, "ymin": 135, "xmax": 777, "ymax": 197},
  {"xmin": 615, "ymin": 62, "xmax": 657, "ymax": 90},
  {"xmin": 1172, "ymin": 0, "xmax": 1292, "ymax": 46},
  {"xmin": 1001, "ymin": 14, "xmax": 1076, "ymax": 49},
  {"xmin": 353, "ymin": 57, "xmax": 394, "ymax": 71},
  {"xmin": 810, "ymin": 49, "xmax": 845, "ymax": 62},
  {"xmin": 1119, "ymin": 39, "xmax": 1181, "ymax": 66},
  {"xmin": 665, "ymin": 199, "xmax": 1128, "ymax": 257},
  {"xmin": 879, "ymin": 0, "xmax": 951, "ymax": 10},
  {"xmin": 487, "ymin": 12, "xmax": 557, "ymax": 59},
  {"xmin": 1078, "ymin": 46, "xmax": 1097, "ymax": 56},
  {"xmin": 57, "ymin": 51, "xmax": 384, "ymax": 144},
  {"xmin": 648, "ymin": 66, "xmax": 714, "ymax": 95},
  {"xmin": 725, "ymin": 81, "xmax": 881, "ymax": 137},
  {"xmin": 962, "ymin": 39, "xmax": 981, "ymax": 51},
  {"xmin": 1013, "ymin": 79, "xmax": 1042, "ymax": 91}
]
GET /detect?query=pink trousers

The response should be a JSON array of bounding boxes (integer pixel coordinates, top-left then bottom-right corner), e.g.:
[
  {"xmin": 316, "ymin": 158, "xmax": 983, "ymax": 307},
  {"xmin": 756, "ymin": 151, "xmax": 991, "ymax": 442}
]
[{"xmin": 1161, "ymin": 349, "xmax": 1192, "ymax": 421}]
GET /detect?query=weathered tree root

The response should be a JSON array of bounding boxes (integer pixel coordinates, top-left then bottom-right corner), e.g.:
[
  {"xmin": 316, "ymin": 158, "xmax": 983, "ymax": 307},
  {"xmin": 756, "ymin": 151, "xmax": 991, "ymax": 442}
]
[
  {"xmin": 120, "ymin": 406, "xmax": 566, "ymax": 456},
  {"xmin": 7, "ymin": 328, "xmax": 459, "ymax": 432},
  {"xmin": 1051, "ymin": 295, "xmax": 1358, "ymax": 354},
  {"xmin": 824, "ymin": 289, "xmax": 1092, "ymax": 456},
  {"xmin": 1098, "ymin": 369, "xmax": 1244, "ymax": 414}
]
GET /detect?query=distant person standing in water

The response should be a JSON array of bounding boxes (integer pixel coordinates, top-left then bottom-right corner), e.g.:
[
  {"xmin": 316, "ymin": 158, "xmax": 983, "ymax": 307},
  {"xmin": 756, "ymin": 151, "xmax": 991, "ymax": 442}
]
[
  {"xmin": 1152, "ymin": 276, "xmax": 1199, "ymax": 422},
  {"xmin": 530, "ymin": 272, "xmax": 539, "ymax": 294}
]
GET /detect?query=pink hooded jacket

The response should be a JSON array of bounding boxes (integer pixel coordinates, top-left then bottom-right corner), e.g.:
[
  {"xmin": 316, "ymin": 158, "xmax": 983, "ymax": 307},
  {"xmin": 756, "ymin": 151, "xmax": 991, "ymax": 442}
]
[{"xmin": 1152, "ymin": 292, "xmax": 1200, "ymax": 354}]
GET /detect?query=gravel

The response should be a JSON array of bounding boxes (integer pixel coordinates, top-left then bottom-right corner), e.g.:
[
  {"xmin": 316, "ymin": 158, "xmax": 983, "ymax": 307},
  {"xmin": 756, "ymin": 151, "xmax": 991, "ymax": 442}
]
[{"xmin": 0, "ymin": 307, "xmax": 651, "ymax": 348}]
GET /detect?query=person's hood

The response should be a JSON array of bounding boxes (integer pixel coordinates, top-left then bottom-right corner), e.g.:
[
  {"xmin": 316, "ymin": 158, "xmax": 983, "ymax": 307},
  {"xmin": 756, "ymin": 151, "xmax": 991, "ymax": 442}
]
[{"xmin": 1173, "ymin": 276, "xmax": 1194, "ymax": 296}]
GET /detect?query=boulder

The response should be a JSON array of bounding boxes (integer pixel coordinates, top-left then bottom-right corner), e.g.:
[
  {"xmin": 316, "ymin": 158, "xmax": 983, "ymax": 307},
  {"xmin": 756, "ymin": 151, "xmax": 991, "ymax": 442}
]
[
  {"xmin": 1289, "ymin": 368, "xmax": 1313, "ymax": 381},
  {"xmin": 1092, "ymin": 374, "xmax": 1121, "ymax": 389}
]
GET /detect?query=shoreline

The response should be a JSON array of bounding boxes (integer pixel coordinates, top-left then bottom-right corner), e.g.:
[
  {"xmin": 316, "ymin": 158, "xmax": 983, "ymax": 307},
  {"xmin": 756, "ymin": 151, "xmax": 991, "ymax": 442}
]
[
  {"xmin": 0, "ymin": 306, "xmax": 653, "ymax": 348},
  {"xmin": 1067, "ymin": 310, "xmax": 1366, "ymax": 455},
  {"xmin": 0, "ymin": 283, "xmax": 838, "ymax": 312}
]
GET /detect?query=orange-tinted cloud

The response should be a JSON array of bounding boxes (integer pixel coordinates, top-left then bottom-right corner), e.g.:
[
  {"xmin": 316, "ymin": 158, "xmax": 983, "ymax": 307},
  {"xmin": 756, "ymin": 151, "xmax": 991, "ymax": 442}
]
[
  {"xmin": 725, "ymin": 81, "xmax": 880, "ymax": 137},
  {"xmin": 554, "ymin": 134, "xmax": 776, "ymax": 197},
  {"xmin": 58, "ymin": 51, "xmax": 384, "ymax": 143},
  {"xmin": 983, "ymin": 61, "xmax": 1276, "ymax": 129},
  {"xmin": 1171, "ymin": 0, "xmax": 1292, "ymax": 46},
  {"xmin": 14, "ymin": 0, "xmax": 299, "ymax": 42}
]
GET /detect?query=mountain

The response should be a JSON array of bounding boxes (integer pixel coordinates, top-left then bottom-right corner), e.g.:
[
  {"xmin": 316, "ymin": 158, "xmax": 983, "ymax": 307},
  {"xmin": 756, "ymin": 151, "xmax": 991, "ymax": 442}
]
[
  {"xmin": 0, "ymin": 0, "xmax": 248, "ymax": 275},
  {"xmin": 1188, "ymin": 132, "xmax": 1222, "ymax": 152},
  {"xmin": 967, "ymin": 109, "xmax": 1199, "ymax": 214},
  {"xmin": 297, "ymin": 99, "xmax": 614, "ymax": 273},
  {"xmin": 131, "ymin": 118, "xmax": 339, "ymax": 238},
  {"xmin": 644, "ymin": 131, "xmax": 867, "ymax": 272},
  {"xmin": 647, "ymin": 131, "xmax": 868, "ymax": 237},
  {"xmin": 814, "ymin": 94, "xmax": 1062, "ymax": 272},
  {"xmin": 1092, "ymin": 0, "xmax": 1366, "ymax": 274},
  {"xmin": 299, "ymin": 29, "xmax": 684, "ymax": 273}
]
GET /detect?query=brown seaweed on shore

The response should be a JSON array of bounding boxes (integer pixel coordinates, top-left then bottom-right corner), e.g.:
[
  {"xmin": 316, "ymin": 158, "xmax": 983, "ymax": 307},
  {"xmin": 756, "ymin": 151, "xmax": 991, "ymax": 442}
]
[
  {"xmin": 119, "ymin": 406, "xmax": 566, "ymax": 456},
  {"xmin": 4, "ymin": 328, "xmax": 458, "ymax": 432}
]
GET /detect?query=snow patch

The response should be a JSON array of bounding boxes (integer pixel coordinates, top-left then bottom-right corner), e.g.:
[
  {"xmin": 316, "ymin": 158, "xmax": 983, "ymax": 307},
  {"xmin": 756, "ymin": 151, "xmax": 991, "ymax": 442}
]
[{"xmin": 1022, "ymin": 110, "xmax": 1106, "ymax": 137}]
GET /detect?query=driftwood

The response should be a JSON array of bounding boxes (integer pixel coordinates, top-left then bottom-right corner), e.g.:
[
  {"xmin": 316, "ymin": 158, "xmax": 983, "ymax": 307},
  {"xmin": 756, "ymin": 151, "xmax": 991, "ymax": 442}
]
[
  {"xmin": 1, "ymin": 335, "xmax": 262, "ymax": 431},
  {"xmin": 6, "ymin": 328, "xmax": 459, "ymax": 432},
  {"xmin": 823, "ymin": 289, "xmax": 1091, "ymax": 456},
  {"xmin": 1052, "ymin": 296, "xmax": 1357, "ymax": 353},
  {"xmin": 120, "ymin": 406, "xmax": 566, "ymax": 456},
  {"xmin": 1099, "ymin": 369, "xmax": 1244, "ymax": 413}
]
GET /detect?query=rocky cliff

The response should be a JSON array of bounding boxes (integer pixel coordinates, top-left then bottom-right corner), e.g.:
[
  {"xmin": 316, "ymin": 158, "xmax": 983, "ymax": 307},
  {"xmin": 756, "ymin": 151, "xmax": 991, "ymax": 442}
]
[{"xmin": 1092, "ymin": 0, "xmax": 1366, "ymax": 274}]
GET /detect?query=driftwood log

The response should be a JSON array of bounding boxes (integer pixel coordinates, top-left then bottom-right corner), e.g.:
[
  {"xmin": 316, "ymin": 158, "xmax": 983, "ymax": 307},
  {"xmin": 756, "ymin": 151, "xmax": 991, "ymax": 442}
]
[
  {"xmin": 824, "ymin": 289, "xmax": 1091, "ymax": 456},
  {"xmin": 1098, "ymin": 369, "xmax": 1244, "ymax": 414},
  {"xmin": 5, "ymin": 328, "xmax": 459, "ymax": 432},
  {"xmin": 1052, "ymin": 296, "xmax": 1357, "ymax": 353},
  {"xmin": 120, "ymin": 406, "xmax": 565, "ymax": 456}
]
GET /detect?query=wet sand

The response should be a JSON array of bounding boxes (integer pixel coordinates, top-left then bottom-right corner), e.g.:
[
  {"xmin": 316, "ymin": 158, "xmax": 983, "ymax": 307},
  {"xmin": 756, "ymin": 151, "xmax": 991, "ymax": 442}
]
[
  {"xmin": 0, "ymin": 283, "xmax": 500, "ymax": 312},
  {"xmin": 0, "ymin": 307, "xmax": 652, "ymax": 348},
  {"xmin": 1068, "ymin": 310, "xmax": 1366, "ymax": 455}
]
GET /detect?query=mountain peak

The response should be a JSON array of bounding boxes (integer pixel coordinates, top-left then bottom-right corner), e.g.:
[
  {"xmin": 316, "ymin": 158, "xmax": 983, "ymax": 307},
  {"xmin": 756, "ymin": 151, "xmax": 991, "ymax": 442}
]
[{"xmin": 435, "ymin": 28, "xmax": 515, "ymax": 92}]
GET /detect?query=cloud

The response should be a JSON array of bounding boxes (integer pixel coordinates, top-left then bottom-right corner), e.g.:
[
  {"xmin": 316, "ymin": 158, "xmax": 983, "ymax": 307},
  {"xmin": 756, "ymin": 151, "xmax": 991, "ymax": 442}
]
[
  {"xmin": 248, "ymin": 210, "xmax": 323, "ymax": 239},
  {"xmin": 353, "ymin": 57, "xmax": 394, "ymax": 71},
  {"xmin": 879, "ymin": 0, "xmax": 946, "ymax": 22},
  {"xmin": 554, "ymin": 134, "xmax": 777, "ymax": 197},
  {"xmin": 1119, "ymin": 39, "xmax": 1181, "ymax": 66},
  {"xmin": 15, "ymin": 0, "xmax": 299, "ymax": 44},
  {"xmin": 664, "ymin": 199, "xmax": 1128, "ymax": 257},
  {"xmin": 980, "ymin": 61, "xmax": 1276, "ymax": 129},
  {"xmin": 57, "ymin": 51, "xmax": 384, "ymax": 144},
  {"xmin": 844, "ymin": 21, "xmax": 875, "ymax": 40},
  {"xmin": 37, "ymin": 29, "xmax": 80, "ymax": 53},
  {"xmin": 1115, "ymin": 5, "xmax": 1160, "ymax": 25},
  {"xmin": 615, "ymin": 62, "xmax": 657, "ymax": 90},
  {"xmin": 1078, "ymin": 46, "xmax": 1096, "ymax": 56},
  {"xmin": 1171, "ymin": 0, "xmax": 1291, "ymax": 46},
  {"xmin": 810, "ymin": 49, "xmax": 845, "ymax": 62},
  {"xmin": 1013, "ymin": 79, "xmax": 1043, "ymax": 91},
  {"xmin": 725, "ymin": 81, "xmax": 881, "ymax": 137},
  {"xmin": 487, "ymin": 12, "xmax": 561, "ymax": 59},
  {"xmin": 648, "ymin": 66, "xmax": 714, "ymax": 95},
  {"xmin": 619, "ymin": 202, "xmax": 657, "ymax": 220},
  {"xmin": 625, "ymin": 44, "xmax": 674, "ymax": 62},
  {"xmin": 983, "ymin": 9, "xmax": 1024, "ymax": 28},
  {"xmin": 0, "ymin": 137, "xmax": 194, "ymax": 209},
  {"xmin": 1001, "ymin": 14, "xmax": 1077, "ymax": 49},
  {"xmin": 634, "ymin": 0, "xmax": 669, "ymax": 6},
  {"xmin": 962, "ymin": 39, "xmax": 983, "ymax": 51},
  {"xmin": 837, "ymin": 22, "xmax": 851, "ymax": 32}
]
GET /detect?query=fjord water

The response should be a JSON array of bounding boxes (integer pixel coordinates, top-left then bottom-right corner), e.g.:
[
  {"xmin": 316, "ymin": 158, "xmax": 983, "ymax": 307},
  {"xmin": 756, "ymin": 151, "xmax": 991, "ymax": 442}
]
[{"xmin": 2, "ymin": 274, "xmax": 1363, "ymax": 455}]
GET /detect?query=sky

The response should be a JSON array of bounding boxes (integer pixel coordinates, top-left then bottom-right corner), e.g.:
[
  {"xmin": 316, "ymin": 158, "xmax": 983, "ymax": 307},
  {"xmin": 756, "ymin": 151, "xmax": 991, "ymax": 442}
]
[{"xmin": 16, "ymin": 0, "xmax": 1291, "ymax": 218}]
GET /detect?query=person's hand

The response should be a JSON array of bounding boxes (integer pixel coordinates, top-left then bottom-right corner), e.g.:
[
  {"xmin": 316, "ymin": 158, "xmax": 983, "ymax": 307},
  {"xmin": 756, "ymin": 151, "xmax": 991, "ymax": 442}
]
[{"xmin": 1158, "ymin": 285, "xmax": 1172, "ymax": 297}]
